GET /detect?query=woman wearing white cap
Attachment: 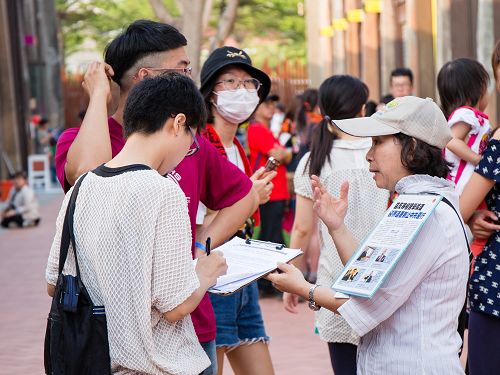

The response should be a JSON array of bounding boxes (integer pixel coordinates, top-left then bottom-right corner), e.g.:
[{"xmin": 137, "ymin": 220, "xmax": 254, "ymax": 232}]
[{"xmin": 267, "ymin": 96, "xmax": 469, "ymax": 374}]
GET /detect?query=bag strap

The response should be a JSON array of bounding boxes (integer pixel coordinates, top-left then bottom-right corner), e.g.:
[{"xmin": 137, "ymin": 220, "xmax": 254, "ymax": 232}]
[
  {"xmin": 57, "ymin": 173, "xmax": 88, "ymax": 276},
  {"xmin": 438, "ymin": 196, "xmax": 472, "ymax": 263}
]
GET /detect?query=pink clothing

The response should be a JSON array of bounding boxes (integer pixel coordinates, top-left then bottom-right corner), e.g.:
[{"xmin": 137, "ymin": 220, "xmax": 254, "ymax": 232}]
[
  {"xmin": 55, "ymin": 118, "xmax": 125, "ymax": 191},
  {"xmin": 54, "ymin": 118, "xmax": 252, "ymax": 342},
  {"xmin": 444, "ymin": 106, "xmax": 492, "ymax": 194}
]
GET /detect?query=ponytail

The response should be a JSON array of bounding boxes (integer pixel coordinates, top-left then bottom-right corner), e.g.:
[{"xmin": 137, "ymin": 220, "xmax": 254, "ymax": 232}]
[{"xmin": 305, "ymin": 117, "xmax": 337, "ymax": 177}]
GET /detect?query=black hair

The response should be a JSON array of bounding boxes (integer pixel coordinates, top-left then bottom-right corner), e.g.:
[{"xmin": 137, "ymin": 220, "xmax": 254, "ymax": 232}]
[
  {"xmin": 306, "ymin": 75, "xmax": 369, "ymax": 177},
  {"xmin": 380, "ymin": 94, "xmax": 394, "ymax": 104},
  {"xmin": 437, "ymin": 58, "xmax": 490, "ymax": 118},
  {"xmin": 104, "ymin": 19, "xmax": 187, "ymax": 87},
  {"xmin": 13, "ymin": 171, "xmax": 27, "ymax": 179},
  {"xmin": 365, "ymin": 100, "xmax": 377, "ymax": 116},
  {"xmin": 394, "ymin": 133, "xmax": 451, "ymax": 178},
  {"xmin": 39, "ymin": 118, "xmax": 49, "ymax": 125},
  {"xmin": 123, "ymin": 73, "xmax": 206, "ymax": 138},
  {"xmin": 296, "ymin": 89, "xmax": 319, "ymax": 134},
  {"xmin": 390, "ymin": 67, "xmax": 413, "ymax": 84}
]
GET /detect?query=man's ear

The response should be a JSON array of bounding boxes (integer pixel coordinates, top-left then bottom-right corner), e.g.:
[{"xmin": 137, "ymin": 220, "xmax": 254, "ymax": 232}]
[
  {"xmin": 136, "ymin": 67, "xmax": 149, "ymax": 81},
  {"xmin": 172, "ymin": 113, "xmax": 187, "ymax": 136}
]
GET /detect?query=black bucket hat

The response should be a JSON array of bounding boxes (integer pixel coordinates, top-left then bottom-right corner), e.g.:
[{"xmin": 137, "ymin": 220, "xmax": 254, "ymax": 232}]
[{"xmin": 200, "ymin": 46, "xmax": 271, "ymax": 103}]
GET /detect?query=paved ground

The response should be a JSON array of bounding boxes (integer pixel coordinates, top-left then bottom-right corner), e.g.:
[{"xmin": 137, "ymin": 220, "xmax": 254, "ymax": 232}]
[{"xmin": 0, "ymin": 192, "xmax": 332, "ymax": 375}]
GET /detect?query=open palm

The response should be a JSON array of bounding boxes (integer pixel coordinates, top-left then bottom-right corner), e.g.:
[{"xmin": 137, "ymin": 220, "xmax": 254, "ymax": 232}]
[{"xmin": 311, "ymin": 175, "xmax": 349, "ymax": 231}]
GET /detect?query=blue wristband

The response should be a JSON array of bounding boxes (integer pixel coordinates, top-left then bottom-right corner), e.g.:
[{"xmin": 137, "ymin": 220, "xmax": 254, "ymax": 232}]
[{"xmin": 195, "ymin": 241, "xmax": 206, "ymax": 252}]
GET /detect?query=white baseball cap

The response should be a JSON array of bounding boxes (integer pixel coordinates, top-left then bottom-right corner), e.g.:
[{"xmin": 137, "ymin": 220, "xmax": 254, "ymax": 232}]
[{"xmin": 332, "ymin": 96, "xmax": 452, "ymax": 149}]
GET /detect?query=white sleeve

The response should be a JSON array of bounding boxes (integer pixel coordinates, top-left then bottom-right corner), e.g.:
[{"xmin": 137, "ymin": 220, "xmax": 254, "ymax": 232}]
[
  {"xmin": 448, "ymin": 108, "xmax": 481, "ymax": 135},
  {"xmin": 337, "ymin": 212, "xmax": 445, "ymax": 336},
  {"xmin": 294, "ymin": 152, "xmax": 313, "ymax": 199},
  {"xmin": 16, "ymin": 187, "xmax": 37, "ymax": 215},
  {"xmin": 45, "ymin": 191, "xmax": 72, "ymax": 286},
  {"xmin": 196, "ymin": 202, "xmax": 207, "ymax": 225},
  {"xmin": 151, "ymin": 185, "xmax": 200, "ymax": 313}
]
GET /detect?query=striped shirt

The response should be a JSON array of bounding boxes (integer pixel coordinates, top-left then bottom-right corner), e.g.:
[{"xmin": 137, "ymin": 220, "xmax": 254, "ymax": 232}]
[{"xmin": 338, "ymin": 175, "xmax": 468, "ymax": 374}]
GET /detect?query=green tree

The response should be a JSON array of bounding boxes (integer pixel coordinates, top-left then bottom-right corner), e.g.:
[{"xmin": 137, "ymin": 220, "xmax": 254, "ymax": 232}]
[{"xmin": 56, "ymin": 0, "xmax": 305, "ymax": 70}]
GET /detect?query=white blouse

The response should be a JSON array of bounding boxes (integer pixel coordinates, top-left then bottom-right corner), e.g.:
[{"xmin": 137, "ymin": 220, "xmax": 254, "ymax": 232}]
[{"xmin": 338, "ymin": 175, "xmax": 468, "ymax": 374}]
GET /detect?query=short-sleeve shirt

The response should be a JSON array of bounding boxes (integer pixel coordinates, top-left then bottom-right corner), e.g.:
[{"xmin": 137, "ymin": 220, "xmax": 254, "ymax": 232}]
[
  {"xmin": 54, "ymin": 119, "xmax": 253, "ymax": 342},
  {"xmin": 338, "ymin": 175, "xmax": 468, "ymax": 374},
  {"xmin": 294, "ymin": 139, "xmax": 388, "ymax": 345},
  {"xmin": 247, "ymin": 122, "xmax": 290, "ymax": 201},
  {"xmin": 45, "ymin": 166, "xmax": 210, "ymax": 374},
  {"xmin": 469, "ymin": 138, "xmax": 500, "ymax": 318}
]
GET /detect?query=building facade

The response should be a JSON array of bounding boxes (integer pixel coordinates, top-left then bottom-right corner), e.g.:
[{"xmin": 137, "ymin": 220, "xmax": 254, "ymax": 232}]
[
  {"xmin": 305, "ymin": 0, "xmax": 500, "ymax": 122},
  {"xmin": 0, "ymin": 0, "xmax": 62, "ymax": 180}
]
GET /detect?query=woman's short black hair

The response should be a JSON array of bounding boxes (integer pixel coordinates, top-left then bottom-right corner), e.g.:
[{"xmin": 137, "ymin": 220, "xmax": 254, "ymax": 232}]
[
  {"xmin": 394, "ymin": 133, "xmax": 451, "ymax": 178},
  {"xmin": 104, "ymin": 20, "xmax": 187, "ymax": 87},
  {"xmin": 437, "ymin": 58, "xmax": 489, "ymax": 118},
  {"xmin": 123, "ymin": 73, "xmax": 206, "ymax": 138}
]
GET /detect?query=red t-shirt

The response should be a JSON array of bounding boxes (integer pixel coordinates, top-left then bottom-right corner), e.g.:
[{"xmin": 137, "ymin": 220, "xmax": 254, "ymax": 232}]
[
  {"xmin": 55, "ymin": 118, "xmax": 252, "ymax": 342},
  {"xmin": 247, "ymin": 122, "xmax": 290, "ymax": 201}
]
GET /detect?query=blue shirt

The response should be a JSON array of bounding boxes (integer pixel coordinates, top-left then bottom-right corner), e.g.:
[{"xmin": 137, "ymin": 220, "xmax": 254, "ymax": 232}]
[{"xmin": 469, "ymin": 139, "xmax": 500, "ymax": 318}]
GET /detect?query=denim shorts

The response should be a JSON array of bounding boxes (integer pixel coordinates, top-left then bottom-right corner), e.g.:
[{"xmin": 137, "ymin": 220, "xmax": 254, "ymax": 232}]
[{"xmin": 209, "ymin": 282, "xmax": 270, "ymax": 350}]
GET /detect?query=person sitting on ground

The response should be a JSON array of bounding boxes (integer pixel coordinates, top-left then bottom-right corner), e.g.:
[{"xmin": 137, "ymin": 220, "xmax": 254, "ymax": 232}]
[
  {"xmin": 1, "ymin": 171, "xmax": 40, "ymax": 228},
  {"xmin": 46, "ymin": 71, "xmax": 228, "ymax": 374}
]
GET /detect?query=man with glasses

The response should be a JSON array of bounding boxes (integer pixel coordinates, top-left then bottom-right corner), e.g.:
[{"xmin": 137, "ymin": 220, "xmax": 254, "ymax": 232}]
[
  {"xmin": 389, "ymin": 67, "xmax": 414, "ymax": 98},
  {"xmin": 54, "ymin": 20, "xmax": 259, "ymax": 375}
]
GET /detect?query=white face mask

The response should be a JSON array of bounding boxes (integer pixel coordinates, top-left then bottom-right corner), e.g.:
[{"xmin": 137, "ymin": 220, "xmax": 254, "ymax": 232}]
[{"xmin": 213, "ymin": 89, "xmax": 260, "ymax": 124}]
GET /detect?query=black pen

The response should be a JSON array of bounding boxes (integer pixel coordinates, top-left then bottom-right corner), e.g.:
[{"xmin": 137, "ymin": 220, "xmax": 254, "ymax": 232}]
[{"xmin": 206, "ymin": 237, "xmax": 211, "ymax": 255}]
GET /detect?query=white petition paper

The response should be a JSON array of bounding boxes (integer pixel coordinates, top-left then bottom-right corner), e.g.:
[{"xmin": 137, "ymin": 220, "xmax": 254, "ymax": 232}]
[{"xmin": 207, "ymin": 237, "xmax": 302, "ymax": 295}]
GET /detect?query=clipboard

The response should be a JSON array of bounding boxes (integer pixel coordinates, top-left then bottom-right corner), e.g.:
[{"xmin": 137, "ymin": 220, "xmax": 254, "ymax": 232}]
[{"xmin": 205, "ymin": 237, "xmax": 303, "ymax": 296}]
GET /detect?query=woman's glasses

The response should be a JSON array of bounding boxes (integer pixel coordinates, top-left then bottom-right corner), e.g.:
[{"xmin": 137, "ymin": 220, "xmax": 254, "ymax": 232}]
[{"xmin": 215, "ymin": 78, "xmax": 261, "ymax": 92}]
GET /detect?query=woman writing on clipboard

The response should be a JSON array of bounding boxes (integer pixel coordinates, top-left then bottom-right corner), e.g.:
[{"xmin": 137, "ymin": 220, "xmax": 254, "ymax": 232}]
[{"xmin": 267, "ymin": 96, "xmax": 469, "ymax": 374}]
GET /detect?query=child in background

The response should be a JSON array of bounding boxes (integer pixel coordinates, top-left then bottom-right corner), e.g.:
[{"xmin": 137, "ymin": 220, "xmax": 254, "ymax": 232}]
[{"xmin": 438, "ymin": 57, "xmax": 492, "ymax": 195}]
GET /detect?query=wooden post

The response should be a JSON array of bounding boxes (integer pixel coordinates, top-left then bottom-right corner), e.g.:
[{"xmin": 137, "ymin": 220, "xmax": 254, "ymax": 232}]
[
  {"xmin": 362, "ymin": 10, "xmax": 381, "ymax": 101},
  {"xmin": 405, "ymin": 0, "xmax": 435, "ymax": 98},
  {"xmin": 345, "ymin": 0, "xmax": 361, "ymax": 78}
]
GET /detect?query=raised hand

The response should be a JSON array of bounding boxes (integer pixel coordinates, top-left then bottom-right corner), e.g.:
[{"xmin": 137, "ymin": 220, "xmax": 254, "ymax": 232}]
[
  {"xmin": 311, "ymin": 175, "xmax": 349, "ymax": 232},
  {"xmin": 82, "ymin": 61, "xmax": 114, "ymax": 104},
  {"xmin": 250, "ymin": 167, "xmax": 277, "ymax": 204}
]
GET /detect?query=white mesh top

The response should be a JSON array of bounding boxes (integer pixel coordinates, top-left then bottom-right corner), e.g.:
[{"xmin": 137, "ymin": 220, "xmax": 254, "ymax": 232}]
[
  {"xmin": 294, "ymin": 139, "xmax": 389, "ymax": 345},
  {"xmin": 45, "ymin": 165, "xmax": 210, "ymax": 375}
]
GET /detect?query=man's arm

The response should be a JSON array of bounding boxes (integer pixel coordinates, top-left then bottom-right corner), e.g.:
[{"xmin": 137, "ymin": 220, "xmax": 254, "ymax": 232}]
[
  {"xmin": 65, "ymin": 62, "xmax": 114, "ymax": 186},
  {"xmin": 196, "ymin": 187, "xmax": 258, "ymax": 256}
]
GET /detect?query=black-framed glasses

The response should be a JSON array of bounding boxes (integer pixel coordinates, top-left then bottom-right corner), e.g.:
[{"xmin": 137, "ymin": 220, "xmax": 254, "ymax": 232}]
[
  {"xmin": 186, "ymin": 127, "xmax": 199, "ymax": 157},
  {"xmin": 144, "ymin": 66, "xmax": 193, "ymax": 77},
  {"xmin": 215, "ymin": 78, "xmax": 261, "ymax": 92}
]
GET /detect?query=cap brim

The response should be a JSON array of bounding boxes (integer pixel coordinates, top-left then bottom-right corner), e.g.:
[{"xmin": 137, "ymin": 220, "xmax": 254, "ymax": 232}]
[{"xmin": 332, "ymin": 117, "xmax": 400, "ymax": 138}]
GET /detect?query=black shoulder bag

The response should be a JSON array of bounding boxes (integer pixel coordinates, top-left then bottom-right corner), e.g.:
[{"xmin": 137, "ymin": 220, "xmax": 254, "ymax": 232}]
[{"xmin": 44, "ymin": 173, "xmax": 111, "ymax": 374}]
